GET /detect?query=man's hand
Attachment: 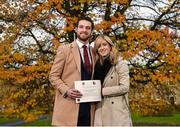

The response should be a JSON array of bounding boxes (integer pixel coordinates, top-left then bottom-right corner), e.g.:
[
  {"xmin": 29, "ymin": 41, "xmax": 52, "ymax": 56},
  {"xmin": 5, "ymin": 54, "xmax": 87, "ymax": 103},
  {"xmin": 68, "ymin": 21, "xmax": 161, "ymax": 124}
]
[{"xmin": 66, "ymin": 89, "xmax": 82, "ymax": 99}]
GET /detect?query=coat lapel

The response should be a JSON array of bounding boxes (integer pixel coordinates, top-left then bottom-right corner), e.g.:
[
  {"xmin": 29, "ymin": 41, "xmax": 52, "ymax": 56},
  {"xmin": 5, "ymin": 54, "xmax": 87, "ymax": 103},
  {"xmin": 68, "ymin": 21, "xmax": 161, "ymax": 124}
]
[
  {"xmin": 103, "ymin": 66, "xmax": 114, "ymax": 86},
  {"xmin": 71, "ymin": 42, "xmax": 81, "ymax": 73},
  {"xmin": 90, "ymin": 46, "xmax": 96, "ymax": 78},
  {"xmin": 71, "ymin": 41, "xmax": 95, "ymax": 75}
]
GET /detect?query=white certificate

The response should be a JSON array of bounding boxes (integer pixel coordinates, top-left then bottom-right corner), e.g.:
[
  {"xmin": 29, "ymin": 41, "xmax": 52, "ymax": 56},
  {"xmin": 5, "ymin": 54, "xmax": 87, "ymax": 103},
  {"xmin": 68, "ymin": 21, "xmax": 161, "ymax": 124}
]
[{"xmin": 74, "ymin": 80, "xmax": 102, "ymax": 103}]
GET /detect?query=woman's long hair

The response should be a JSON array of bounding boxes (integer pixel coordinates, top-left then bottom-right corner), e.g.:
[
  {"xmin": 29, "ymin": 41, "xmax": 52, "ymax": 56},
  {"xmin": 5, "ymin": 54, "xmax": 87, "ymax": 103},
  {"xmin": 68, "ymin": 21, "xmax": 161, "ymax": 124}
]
[{"xmin": 94, "ymin": 35, "xmax": 119, "ymax": 65}]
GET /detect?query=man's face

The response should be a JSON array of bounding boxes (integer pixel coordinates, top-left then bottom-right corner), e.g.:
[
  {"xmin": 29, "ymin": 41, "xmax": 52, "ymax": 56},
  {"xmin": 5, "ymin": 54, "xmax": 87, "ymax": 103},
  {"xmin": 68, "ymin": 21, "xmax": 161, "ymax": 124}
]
[{"xmin": 76, "ymin": 20, "xmax": 93, "ymax": 42}]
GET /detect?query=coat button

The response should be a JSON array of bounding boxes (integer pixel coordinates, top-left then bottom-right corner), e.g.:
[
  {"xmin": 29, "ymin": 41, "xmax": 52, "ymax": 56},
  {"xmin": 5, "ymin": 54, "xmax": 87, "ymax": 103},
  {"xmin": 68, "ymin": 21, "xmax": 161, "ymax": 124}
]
[
  {"xmin": 111, "ymin": 76, "xmax": 113, "ymax": 79},
  {"xmin": 112, "ymin": 101, "xmax": 114, "ymax": 104}
]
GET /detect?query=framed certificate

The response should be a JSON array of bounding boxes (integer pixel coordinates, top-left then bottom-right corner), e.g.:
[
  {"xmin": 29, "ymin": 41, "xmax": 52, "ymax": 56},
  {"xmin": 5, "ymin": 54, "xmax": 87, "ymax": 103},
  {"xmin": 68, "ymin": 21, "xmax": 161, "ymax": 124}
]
[{"xmin": 74, "ymin": 80, "xmax": 102, "ymax": 103}]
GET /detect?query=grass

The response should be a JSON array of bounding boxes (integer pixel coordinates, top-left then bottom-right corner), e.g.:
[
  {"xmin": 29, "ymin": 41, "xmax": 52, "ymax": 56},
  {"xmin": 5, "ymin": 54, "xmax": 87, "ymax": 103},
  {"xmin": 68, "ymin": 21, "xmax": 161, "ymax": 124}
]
[
  {"xmin": 23, "ymin": 116, "xmax": 51, "ymax": 126},
  {"xmin": 132, "ymin": 113, "xmax": 180, "ymax": 126},
  {"xmin": 1, "ymin": 113, "xmax": 180, "ymax": 126},
  {"xmin": 0, "ymin": 117, "xmax": 19, "ymax": 124},
  {"xmin": 23, "ymin": 113, "xmax": 180, "ymax": 126},
  {"xmin": 0, "ymin": 115, "xmax": 51, "ymax": 126}
]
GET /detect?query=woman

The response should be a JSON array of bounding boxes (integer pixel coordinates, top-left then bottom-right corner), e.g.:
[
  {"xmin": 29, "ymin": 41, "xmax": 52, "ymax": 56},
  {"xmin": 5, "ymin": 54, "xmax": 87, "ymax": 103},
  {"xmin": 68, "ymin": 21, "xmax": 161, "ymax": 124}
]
[{"xmin": 93, "ymin": 35, "xmax": 132, "ymax": 126}]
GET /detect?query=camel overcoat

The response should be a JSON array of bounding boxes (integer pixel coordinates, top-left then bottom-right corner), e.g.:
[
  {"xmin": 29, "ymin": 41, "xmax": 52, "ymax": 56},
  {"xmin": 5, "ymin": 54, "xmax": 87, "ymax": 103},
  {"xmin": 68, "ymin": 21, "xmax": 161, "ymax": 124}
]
[
  {"xmin": 94, "ymin": 58, "xmax": 132, "ymax": 126},
  {"xmin": 49, "ymin": 41, "xmax": 96, "ymax": 126}
]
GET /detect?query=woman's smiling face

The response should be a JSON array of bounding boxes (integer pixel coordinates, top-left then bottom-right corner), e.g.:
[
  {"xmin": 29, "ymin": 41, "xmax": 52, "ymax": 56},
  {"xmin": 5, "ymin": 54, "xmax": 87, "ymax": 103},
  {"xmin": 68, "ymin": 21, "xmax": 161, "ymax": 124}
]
[{"xmin": 97, "ymin": 40, "xmax": 111, "ymax": 57}]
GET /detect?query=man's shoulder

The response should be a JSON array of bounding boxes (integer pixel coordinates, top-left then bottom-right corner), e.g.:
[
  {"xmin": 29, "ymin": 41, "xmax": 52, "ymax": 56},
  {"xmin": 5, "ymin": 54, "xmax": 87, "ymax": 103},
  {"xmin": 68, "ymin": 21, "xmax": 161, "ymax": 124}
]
[{"xmin": 58, "ymin": 42, "xmax": 74, "ymax": 50}]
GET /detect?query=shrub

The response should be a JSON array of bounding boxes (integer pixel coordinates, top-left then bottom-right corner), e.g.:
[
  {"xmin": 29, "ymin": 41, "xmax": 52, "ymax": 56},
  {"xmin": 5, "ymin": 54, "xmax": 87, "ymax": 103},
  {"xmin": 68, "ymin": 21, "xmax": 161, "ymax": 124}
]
[{"xmin": 130, "ymin": 98, "xmax": 174, "ymax": 116}]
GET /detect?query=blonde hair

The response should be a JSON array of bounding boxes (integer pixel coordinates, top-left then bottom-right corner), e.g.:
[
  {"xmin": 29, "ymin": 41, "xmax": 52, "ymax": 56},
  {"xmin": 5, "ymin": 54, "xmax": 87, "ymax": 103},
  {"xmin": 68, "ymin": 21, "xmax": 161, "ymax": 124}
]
[{"xmin": 94, "ymin": 35, "xmax": 119, "ymax": 65}]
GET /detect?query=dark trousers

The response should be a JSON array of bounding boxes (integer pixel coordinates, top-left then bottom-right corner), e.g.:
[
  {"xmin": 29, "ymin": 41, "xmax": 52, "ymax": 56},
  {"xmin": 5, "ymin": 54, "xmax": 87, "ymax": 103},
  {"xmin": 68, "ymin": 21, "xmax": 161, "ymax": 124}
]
[{"xmin": 77, "ymin": 103, "xmax": 91, "ymax": 126}]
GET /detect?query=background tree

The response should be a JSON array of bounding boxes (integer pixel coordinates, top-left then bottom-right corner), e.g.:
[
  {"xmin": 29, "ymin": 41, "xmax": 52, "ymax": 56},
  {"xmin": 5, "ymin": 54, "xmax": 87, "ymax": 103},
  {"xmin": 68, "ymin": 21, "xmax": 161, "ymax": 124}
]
[{"xmin": 0, "ymin": 0, "xmax": 179, "ymax": 120}]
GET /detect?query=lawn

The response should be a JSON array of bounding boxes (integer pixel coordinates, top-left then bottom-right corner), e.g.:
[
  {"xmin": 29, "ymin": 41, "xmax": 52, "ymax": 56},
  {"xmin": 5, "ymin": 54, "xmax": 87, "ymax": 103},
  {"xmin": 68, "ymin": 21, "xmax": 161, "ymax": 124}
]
[
  {"xmin": 23, "ymin": 113, "xmax": 180, "ymax": 126},
  {"xmin": 23, "ymin": 119, "xmax": 51, "ymax": 126},
  {"xmin": 23, "ymin": 116, "xmax": 51, "ymax": 126},
  {"xmin": 132, "ymin": 113, "xmax": 180, "ymax": 126},
  {"xmin": 1, "ymin": 113, "xmax": 180, "ymax": 126},
  {"xmin": 0, "ymin": 116, "xmax": 19, "ymax": 125}
]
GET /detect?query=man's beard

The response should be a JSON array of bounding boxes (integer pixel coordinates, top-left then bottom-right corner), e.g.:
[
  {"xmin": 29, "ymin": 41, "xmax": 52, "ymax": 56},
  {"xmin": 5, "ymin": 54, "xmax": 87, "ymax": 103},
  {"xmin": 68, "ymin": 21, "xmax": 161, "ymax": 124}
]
[{"xmin": 77, "ymin": 33, "xmax": 91, "ymax": 42}]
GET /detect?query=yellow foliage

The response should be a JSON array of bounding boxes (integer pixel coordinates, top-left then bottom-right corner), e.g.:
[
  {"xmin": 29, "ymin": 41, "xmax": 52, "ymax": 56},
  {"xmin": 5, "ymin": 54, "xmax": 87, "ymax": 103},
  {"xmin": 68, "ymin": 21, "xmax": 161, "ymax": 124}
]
[
  {"xmin": 25, "ymin": 114, "xmax": 38, "ymax": 122},
  {"xmin": 12, "ymin": 53, "xmax": 25, "ymax": 62},
  {"xmin": 0, "ymin": 0, "xmax": 179, "ymax": 120},
  {"xmin": 114, "ymin": 0, "xmax": 128, "ymax": 4},
  {"xmin": 72, "ymin": 5, "xmax": 80, "ymax": 10},
  {"xmin": 96, "ymin": 20, "xmax": 113, "ymax": 32},
  {"xmin": 111, "ymin": 13, "xmax": 125, "ymax": 24},
  {"xmin": 55, "ymin": 4, "xmax": 62, "ymax": 11}
]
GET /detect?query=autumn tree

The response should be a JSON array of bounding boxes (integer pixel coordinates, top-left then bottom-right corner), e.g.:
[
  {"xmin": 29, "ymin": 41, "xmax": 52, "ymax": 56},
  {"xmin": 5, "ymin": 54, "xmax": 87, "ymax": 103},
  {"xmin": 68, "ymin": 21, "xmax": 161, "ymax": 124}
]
[{"xmin": 0, "ymin": 0, "xmax": 179, "ymax": 120}]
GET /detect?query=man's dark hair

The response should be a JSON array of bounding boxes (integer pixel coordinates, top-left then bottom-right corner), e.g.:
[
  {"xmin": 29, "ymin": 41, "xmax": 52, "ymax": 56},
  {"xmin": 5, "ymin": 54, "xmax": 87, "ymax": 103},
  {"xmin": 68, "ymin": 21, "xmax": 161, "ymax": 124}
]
[{"xmin": 77, "ymin": 16, "xmax": 94, "ymax": 30}]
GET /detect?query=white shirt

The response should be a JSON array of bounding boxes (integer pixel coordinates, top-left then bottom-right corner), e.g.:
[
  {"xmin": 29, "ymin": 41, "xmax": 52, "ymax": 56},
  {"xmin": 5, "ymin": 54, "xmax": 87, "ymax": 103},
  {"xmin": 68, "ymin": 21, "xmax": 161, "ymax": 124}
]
[{"xmin": 76, "ymin": 39, "xmax": 92, "ymax": 64}]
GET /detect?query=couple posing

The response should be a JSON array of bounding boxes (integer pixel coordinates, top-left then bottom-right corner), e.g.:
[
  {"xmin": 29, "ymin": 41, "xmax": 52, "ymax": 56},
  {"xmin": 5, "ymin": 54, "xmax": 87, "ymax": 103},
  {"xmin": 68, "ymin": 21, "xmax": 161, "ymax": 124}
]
[{"xmin": 49, "ymin": 16, "xmax": 132, "ymax": 126}]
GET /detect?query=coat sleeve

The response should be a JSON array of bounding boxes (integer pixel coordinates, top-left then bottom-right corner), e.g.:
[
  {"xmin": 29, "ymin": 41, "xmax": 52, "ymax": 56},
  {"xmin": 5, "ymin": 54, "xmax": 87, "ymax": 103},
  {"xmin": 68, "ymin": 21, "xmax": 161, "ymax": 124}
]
[
  {"xmin": 49, "ymin": 45, "xmax": 70, "ymax": 96},
  {"xmin": 102, "ymin": 60, "xmax": 130, "ymax": 96}
]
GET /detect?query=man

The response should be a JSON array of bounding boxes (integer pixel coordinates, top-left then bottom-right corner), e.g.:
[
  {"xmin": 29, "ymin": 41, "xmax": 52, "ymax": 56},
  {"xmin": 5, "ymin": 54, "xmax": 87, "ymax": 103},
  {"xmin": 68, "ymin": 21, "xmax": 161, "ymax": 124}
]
[{"xmin": 49, "ymin": 16, "xmax": 95, "ymax": 126}]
